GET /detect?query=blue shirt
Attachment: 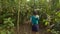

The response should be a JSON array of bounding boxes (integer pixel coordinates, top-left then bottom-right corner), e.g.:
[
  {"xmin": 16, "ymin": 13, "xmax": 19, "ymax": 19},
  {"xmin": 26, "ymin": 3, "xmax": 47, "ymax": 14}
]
[{"xmin": 30, "ymin": 15, "xmax": 39, "ymax": 25}]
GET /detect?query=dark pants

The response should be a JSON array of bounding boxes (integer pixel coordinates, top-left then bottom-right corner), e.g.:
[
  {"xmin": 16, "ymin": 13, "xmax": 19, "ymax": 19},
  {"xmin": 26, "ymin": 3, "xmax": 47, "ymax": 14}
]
[{"xmin": 32, "ymin": 24, "xmax": 39, "ymax": 32}]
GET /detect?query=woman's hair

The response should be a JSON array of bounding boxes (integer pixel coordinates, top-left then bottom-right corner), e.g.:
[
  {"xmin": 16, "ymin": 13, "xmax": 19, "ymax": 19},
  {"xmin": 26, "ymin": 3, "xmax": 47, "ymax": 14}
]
[{"xmin": 33, "ymin": 11, "xmax": 38, "ymax": 15}]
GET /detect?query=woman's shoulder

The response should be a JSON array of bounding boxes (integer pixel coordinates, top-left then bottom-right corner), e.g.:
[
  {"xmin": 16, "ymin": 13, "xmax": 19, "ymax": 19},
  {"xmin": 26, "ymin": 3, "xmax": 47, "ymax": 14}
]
[
  {"xmin": 31, "ymin": 15, "xmax": 34, "ymax": 17},
  {"xmin": 30, "ymin": 16, "xmax": 34, "ymax": 18}
]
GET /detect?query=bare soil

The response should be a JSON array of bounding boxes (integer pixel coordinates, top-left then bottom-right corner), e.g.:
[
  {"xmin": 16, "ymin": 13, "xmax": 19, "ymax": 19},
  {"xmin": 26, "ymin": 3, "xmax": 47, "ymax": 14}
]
[{"xmin": 16, "ymin": 24, "xmax": 48, "ymax": 34}]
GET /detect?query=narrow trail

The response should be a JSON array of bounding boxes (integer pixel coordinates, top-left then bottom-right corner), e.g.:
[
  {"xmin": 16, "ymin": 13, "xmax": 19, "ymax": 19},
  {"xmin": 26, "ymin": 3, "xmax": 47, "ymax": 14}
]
[{"xmin": 19, "ymin": 24, "xmax": 47, "ymax": 34}]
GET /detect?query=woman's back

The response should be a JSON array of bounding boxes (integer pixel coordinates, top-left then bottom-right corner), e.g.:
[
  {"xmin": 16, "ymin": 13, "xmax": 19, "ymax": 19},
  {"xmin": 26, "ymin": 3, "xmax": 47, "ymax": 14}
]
[{"xmin": 31, "ymin": 15, "xmax": 39, "ymax": 25}]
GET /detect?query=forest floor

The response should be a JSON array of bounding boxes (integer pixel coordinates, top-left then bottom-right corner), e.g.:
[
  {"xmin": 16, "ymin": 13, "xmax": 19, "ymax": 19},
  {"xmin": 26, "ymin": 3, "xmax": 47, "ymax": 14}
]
[{"xmin": 14, "ymin": 24, "xmax": 51, "ymax": 34}]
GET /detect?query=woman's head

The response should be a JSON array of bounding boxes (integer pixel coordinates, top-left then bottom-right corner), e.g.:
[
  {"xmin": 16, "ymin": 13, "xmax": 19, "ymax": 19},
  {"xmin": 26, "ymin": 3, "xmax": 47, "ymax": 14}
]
[{"xmin": 33, "ymin": 11, "xmax": 38, "ymax": 15}]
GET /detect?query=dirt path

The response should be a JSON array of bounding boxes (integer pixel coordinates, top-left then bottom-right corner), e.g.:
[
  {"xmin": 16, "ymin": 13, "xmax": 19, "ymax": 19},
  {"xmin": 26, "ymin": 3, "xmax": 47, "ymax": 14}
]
[{"xmin": 19, "ymin": 24, "xmax": 47, "ymax": 34}]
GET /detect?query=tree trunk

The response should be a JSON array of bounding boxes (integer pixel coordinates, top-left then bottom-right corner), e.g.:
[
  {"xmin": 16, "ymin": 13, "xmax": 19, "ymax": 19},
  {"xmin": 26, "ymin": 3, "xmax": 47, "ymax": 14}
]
[{"xmin": 17, "ymin": 0, "xmax": 20, "ymax": 34}]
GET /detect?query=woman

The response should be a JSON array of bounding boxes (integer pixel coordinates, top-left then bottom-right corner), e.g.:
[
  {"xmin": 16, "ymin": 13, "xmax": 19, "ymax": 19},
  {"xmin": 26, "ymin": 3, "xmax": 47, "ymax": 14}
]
[{"xmin": 30, "ymin": 11, "xmax": 39, "ymax": 34}]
